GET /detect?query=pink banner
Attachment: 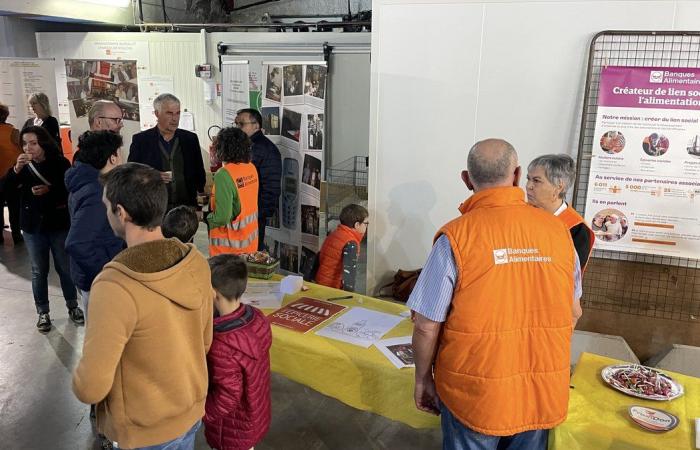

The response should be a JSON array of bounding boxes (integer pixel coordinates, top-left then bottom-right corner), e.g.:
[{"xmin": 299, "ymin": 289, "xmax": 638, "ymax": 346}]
[{"xmin": 599, "ymin": 66, "xmax": 700, "ymax": 110}]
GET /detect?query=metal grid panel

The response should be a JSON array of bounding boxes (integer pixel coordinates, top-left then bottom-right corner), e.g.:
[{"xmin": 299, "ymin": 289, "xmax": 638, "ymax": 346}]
[{"xmin": 574, "ymin": 31, "xmax": 700, "ymax": 322}]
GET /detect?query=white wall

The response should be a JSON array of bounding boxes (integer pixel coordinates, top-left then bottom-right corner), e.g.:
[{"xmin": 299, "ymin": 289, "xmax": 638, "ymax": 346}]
[
  {"xmin": 367, "ymin": 0, "xmax": 700, "ymax": 292},
  {"xmin": 36, "ymin": 32, "xmax": 215, "ymax": 159},
  {"xmin": 2, "ymin": 0, "xmax": 132, "ymax": 25}
]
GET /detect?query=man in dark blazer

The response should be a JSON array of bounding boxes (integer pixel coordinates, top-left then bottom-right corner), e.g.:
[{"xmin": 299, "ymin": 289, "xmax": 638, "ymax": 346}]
[
  {"xmin": 235, "ymin": 108, "xmax": 282, "ymax": 250},
  {"xmin": 128, "ymin": 93, "xmax": 205, "ymax": 211}
]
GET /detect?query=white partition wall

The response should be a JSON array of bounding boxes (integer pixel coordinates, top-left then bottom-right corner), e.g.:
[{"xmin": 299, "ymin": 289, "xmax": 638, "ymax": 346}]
[{"xmin": 367, "ymin": 0, "xmax": 700, "ymax": 292}]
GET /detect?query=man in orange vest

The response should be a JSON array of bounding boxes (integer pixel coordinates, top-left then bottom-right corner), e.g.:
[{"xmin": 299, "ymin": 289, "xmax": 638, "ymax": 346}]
[{"xmin": 408, "ymin": 139, "xmax": 582, "ymax": 450}]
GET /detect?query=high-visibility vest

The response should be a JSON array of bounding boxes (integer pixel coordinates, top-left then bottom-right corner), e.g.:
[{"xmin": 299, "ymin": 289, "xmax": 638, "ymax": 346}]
[
  {"xmin": 0, "ymin": 124, "xmax": 20, "ymax": 176},
  {"xmin": 435, "ymin": 186, "xmax": 574, "ymax": 436},
  {"xmin": 208, "ymin": 162, "xmax": 259, "ymax": 256},
  {"xmin": 315, "ymin": 224, "xmax": 363, "ymax": 289},
  {"xmin": 558, "ymin": 205, "xmax": 595, "ymax": 272}
]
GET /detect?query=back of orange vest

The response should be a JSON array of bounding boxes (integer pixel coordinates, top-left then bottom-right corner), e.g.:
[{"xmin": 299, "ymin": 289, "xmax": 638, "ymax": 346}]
[
  {"xmin": 209, "ymin": 162, "xmax": 259, "ymax": 256},
  {"xmin": 435, "ymin": 187, "xmax": 574, "ymax": 436}
]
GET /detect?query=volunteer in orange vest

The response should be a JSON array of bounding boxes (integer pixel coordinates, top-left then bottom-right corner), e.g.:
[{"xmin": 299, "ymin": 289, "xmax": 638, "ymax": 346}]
[
  {"xmin": 407, "ymin": 139, "xmax": 582, "ymax": 450},
  {"xmin": 315, "ymin": 203, "xmax": 368, "ymax": 291},
  {"xmin": 527, "ymin": 154, "xmax": 595, "ymax": 277},
  {"xmin": 206, "ymin": 127, "xmax": 259, "ymax": 256},
  {"xmin": 0, "ymin": 102, "xmax": 22, "ymax": 244}
]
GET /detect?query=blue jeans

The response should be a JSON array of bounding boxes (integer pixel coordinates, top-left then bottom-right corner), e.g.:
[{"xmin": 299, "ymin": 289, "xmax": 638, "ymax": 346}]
[
  {"xmin": 23, "ymin": 230, "xmax": 78, "ymax": 314},
  {"xmin": 115, "ymin": 421, "xmax": 201, "ymax": 450},
  {"xmin": 440, "ymin": 403, "xmax": 549, "ymax": 450}
]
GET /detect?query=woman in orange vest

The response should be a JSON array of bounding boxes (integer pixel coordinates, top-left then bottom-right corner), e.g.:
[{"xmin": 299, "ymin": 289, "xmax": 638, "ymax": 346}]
[
  {"xmin": 206, "ymin": 127, "xmax": 259, "ymax": 256},
  {"xmin": 526, "ymin": 154, "xmax": 595, "ymax": 272},
  {"xmin": 0, "ymin": 102, "xmax": 22, "ymax": 244}
]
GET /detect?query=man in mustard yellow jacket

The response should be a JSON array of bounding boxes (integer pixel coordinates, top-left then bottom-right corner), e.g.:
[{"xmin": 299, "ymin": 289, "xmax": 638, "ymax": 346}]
[{"xmin": 72, "ymin": 163, "xmax": 213, "ymax": 450}]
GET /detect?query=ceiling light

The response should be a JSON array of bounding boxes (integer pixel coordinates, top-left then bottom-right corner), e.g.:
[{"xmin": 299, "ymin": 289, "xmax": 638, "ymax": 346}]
[{"xmin": 76, "ymin": 0, "xmax": 131, "ymax": 7}]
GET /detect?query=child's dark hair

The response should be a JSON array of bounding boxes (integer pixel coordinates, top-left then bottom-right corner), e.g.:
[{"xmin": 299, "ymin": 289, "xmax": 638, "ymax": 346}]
[
  {"xmin": 339, "ymin": 204, "xmax": 369, "ymax": 227},
  {"xmin": 209, "ymin": 254, "xmax": 248, "ymax": 300},
  {"xmin": 162, "ymin": 206, "xmax": 199, "ymax": 243}
]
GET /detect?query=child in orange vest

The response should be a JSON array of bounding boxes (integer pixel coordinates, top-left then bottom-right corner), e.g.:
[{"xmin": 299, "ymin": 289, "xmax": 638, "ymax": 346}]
[{"xmin": 314, "ymin": 204, "xmax": 368, "ymax": 291}]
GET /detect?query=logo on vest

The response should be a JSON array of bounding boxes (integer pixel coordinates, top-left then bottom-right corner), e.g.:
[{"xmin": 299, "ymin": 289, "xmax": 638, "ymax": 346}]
[{"xmin": 493, "ymin": 248, "xmax": 552, "ymax": 265}]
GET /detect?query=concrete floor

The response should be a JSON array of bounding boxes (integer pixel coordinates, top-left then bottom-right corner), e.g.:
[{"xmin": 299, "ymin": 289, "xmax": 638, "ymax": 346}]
[{"xmin": 0, "ymin": 226, "xmax": 441, "ymax": 449}]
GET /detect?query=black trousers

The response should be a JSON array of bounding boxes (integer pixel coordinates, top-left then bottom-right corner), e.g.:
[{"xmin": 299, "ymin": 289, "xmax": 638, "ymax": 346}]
[{"xmin": 258, "ymin": 215, "xmax": 267, "ymax": 251}]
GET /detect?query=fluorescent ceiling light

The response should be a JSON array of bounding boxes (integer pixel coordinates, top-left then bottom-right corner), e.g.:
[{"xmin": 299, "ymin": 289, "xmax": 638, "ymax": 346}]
[{"xmin": 76, "ymin": 0, "xmax": 130, "ymax": 7}]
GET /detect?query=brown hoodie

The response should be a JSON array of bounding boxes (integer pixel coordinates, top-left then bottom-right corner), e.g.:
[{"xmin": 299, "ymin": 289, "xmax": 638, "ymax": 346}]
[{"xmin": 73, "ymin": 239, "xmax": 213, "ymax": 449}]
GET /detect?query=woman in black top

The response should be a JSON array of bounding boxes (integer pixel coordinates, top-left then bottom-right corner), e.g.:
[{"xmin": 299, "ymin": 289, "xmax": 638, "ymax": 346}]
[
  {"xmin": 4, "ymin": 126, "xmax": 82, "ymax": 332},
  {"xmin": 23, "ymin": 92, "xmax": 61, "ymax": 147}
]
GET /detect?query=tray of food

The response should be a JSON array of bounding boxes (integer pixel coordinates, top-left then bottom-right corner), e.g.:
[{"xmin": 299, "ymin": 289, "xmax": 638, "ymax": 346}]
[
  {"xmin": 601, "ymin": 364, "xmax": 684, "ymax": 401},
  {"xmin": 244, "ymin": 251, "xmax": 279, "ymax": 279}
]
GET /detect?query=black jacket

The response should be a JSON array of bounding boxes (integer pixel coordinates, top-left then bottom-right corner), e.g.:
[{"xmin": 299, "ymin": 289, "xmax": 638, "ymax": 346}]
[
  {"xmin": 64, "ymin": 161, "xmax": 125, "ymax": 291},
  {"xmin": 128, "ymin": 127, "xmax": 206, "ymax": 207},
  {"xmin": 4, "ymin": 155, "xmax": 71, "ymax": 233},
  {"xmin": 250, "ymin": 131, "xmax": 282, "ymax": 218}
]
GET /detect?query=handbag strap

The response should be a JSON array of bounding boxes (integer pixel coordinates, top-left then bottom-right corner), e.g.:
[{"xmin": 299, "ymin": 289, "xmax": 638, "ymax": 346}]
[{"xmin": 27, "ymin": 161, "xmax": 52, "ymax": 186}]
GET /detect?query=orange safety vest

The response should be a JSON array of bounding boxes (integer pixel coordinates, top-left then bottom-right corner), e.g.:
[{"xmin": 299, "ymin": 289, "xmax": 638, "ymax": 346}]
[
  {"xmin": 558, "ymin": 205, "xmax": 595, "ymax": 272},
  {"xmin": 0, "ymin": 124, "xmax": 20, "ymax": 176},
  {"xmin": 208, "ymin": 162, "xmax": 259, "ymax": 256},
  {"xmin": 315, "ymin": 224, "xmax": 363, "ymax": 289},
  {"xmin": 435, "ymin": 186, "xmax": 574, "ymax": 436}
]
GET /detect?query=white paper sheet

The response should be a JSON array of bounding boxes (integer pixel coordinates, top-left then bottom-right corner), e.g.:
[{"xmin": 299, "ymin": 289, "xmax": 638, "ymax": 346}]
[
  {"xmin": 315, "ymin": 307, "xmax": 404, "ymax": 348},
  {"xmin": 375, "ymin": 336, "xmax": 415, "ymax": 369},
  {"xmin": 241, "ymin": 281, "xmax": 283, "ymax": 309}
]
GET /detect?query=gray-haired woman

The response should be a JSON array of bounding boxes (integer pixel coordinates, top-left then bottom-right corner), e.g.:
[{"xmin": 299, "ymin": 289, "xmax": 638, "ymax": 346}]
[
  {"xmin": 23, "ymin": 92, "xmax": 61, "ymax": 147},
  {"xmin": 526, "ymin": 154, "xmax": 595, "ymax": 271}
]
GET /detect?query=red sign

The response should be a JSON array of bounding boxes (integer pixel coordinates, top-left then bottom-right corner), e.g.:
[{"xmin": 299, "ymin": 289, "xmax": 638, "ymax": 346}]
[{"xmin": 269, "ymin": 297, "xmax": 346, "ymax": 333}]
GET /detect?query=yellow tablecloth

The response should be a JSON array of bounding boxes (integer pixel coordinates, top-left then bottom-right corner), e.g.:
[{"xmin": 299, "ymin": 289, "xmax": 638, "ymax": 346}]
[
  {"xmin": 550, "ymin": 352, "xmax": 700, "ymax": 450},
  {"xmin": 254, "ymin": 278, "xmax": 440, "ymax": 429}
]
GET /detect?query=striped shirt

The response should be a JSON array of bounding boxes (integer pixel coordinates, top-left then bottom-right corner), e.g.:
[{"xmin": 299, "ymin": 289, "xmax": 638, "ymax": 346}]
[{"xmin": 407, "ymin": 235, "xmax": 582, "ymax": 323}]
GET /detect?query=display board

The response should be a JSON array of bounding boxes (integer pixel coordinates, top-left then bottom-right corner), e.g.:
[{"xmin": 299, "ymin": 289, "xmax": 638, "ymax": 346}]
[
  {"xmin": 584, "ymin": 66, "xmax": 700, "ymax": 259},
  {"xmin": 64, "ymin": 59, "xmax": 141, "ymax": 146},
  {"xmin": 261, "ymin": 62, "xmax": 327, "ymax": 274},
  {"xmin": 221, "ymin": 54, "xmax": 328, "ymax": 275},
  {"xmin": 0, "ymin": 58, "xmax": 58, "ymax": 130}
]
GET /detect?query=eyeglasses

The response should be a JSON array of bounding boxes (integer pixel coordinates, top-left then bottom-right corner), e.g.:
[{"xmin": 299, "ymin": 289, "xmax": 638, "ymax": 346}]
[
  {"xmin": 234, "ymin": 121, "xmax": 255, "ymax": 127},
  {"xmin": 362, "ymin": 221, "xmax": 370, "ymax": 225},
  {"xmin": 99, "ymin": 116, "xmax": 124, "ymax": 124}
]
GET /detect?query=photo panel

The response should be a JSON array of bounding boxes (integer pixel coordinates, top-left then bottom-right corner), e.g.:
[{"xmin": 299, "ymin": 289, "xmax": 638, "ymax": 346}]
[
  {"xmin": 283, "ymin": 65, "xmax": 304, "ymax": 100},
  {"xmin": 281, "ymin": 107, "xmax": 302, "ymax": 144},
  {"xmin": 301, "ymin": 153, "xmax": 322, "ymax": 191},
  {"xmin": 265, "ymin": 65, "xmax": 283, "ymax": 103},
  {"xmin": 261, "ymin": 106, "xmax": 281, "ymax": 135},
  {"xmin": 301, "ymin": 204, "xmax": 320, "ymax": 237},
  {"xmin": 306, "ymin": 113, "xmax": 324, "ymax": 151},
  {"xmin": 279, "ymin": 242, "xmax": 300, "ymax": 274}
]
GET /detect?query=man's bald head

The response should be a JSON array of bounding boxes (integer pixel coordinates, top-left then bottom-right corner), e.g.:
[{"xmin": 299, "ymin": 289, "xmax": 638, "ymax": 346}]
[
  {"xmin": 465, "ymin": 139, "xmax": 519, "ymax": 191},
  {"xmin": 89, "ymin": 100, "xmax": 124, "ymax": 133}
]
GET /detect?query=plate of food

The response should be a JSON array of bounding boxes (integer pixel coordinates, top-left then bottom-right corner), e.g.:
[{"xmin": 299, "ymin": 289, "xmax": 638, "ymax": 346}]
[{"xmin": 601, "ymin": 364, "xmax": 684, "ymax": 401}]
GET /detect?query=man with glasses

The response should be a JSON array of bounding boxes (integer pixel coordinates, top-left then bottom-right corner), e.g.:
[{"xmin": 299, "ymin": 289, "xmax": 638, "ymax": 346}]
[
  {"xmin": 88, "ymin": 100, "xmax": 124, "ymax": 133},
  {"xmin": 235, "ymin": 108, "xmax": 281, "ymax": 250}
]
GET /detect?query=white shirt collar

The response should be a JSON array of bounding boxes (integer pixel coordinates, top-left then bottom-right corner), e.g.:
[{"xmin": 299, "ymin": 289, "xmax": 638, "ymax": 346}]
[{"xmin": 553, "ymin": 201, "xmax": 568, "ymax": 217}]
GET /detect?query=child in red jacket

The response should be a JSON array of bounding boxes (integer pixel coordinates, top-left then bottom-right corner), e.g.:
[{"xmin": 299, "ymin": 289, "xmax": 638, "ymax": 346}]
[{"xmin": 205, "ymin": 255, "xmax": 272, "ymax": 450}]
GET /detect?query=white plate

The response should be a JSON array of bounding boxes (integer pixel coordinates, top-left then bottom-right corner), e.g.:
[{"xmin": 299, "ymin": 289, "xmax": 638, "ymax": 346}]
[
  {"xmin": 601, "ymin": 364, "xmax": 684, "ymax": 401},
  {"xmin": 628, "ymin": 406, "xmax": 679, "ymax": 432}
]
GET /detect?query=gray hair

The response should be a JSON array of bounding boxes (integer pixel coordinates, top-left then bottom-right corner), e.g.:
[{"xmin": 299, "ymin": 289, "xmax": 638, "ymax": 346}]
[
  {"xmin": 153, "ymin": 93, "xmax": 180, "ymax": 112},
  {"xmin": 28, "ymin": 92, "xmax": 52, "ymax": 117},
  {"xmin": 88, "ymin": 100, "xmax": 119, "ymax": 127},
  {"xmin": 528, "ymin": 154, "xmax": 576, "ymax": 199},
  {"xmin": 467, "ymin": 139, "xmax": 517, "ymax": 187}
]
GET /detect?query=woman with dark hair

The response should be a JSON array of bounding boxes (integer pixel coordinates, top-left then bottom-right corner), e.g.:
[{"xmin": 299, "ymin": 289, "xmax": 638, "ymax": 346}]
[
  {"xmin": 65, "ymin": 131, "xmax": 125, "ymax": 322},
  {"xmin": 23, "ymin": 92, "xmax": 61, "ymax": 147},
  {"xmin": 206, "ymin": 127, "xmax": 259, "ymax": 255},
  {"xmin": 4, "ymin": 126, "xmax": 82, "ymax": 332}
]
